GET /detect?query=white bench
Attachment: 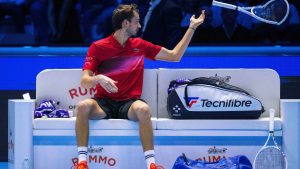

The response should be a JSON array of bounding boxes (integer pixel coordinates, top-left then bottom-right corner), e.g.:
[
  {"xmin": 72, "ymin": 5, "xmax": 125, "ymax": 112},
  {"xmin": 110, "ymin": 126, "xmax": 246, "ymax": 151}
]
[{"xmin": 8, "ymin": 68, "xmax": 299, "ymax": 169}]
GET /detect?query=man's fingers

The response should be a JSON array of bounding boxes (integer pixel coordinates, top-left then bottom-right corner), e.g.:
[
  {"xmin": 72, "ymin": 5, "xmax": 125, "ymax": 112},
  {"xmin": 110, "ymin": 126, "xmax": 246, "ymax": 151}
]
[
  {"xmin": 107, "ymin": 81, "xmax": 118, "ymax": 90},
  {"xmin": 106, "ymin": 81, "xmax": 118, "ymax": 93},
  {"xmin": 104, "ymin": 85, "xmax": 117, "ymax": 93},
  {"xmin": 200, "ymin": 10, "xmax": 205, "ymax": 17},
  {"xmin": 103, "ymin": 87, "xmax": 112, "ymax": 93},
  {"xmin": 98, "ymin": 75, "xmax": 119, "ymax": 93}
]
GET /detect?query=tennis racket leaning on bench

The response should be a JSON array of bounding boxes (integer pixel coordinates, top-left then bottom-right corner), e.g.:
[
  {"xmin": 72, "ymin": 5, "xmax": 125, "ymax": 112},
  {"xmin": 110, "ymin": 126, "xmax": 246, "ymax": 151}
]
[
  {"xmin": 253, "ymin": 109, "xmax": 287, "ymax": 169},
  {"xmin": 209, "ymin": 0, "xmax": 289, "ymax": 25}
]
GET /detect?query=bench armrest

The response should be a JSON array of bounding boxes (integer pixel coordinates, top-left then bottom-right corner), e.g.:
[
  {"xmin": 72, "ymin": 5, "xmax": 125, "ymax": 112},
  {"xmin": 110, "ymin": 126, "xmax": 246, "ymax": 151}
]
[
  {"xmin": 280, "ymin": 99, "xmax": 300, "ymax": 168},
  {"xmin": 8, "ymin": 99, "xmax": 35, "ymax": 169}
]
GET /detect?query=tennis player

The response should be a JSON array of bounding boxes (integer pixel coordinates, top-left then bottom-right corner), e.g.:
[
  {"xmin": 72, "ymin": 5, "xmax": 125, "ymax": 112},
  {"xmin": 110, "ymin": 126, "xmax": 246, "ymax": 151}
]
[{"xmin": 75, "ymin": 4, "xmax": 205, "ymax": 169}]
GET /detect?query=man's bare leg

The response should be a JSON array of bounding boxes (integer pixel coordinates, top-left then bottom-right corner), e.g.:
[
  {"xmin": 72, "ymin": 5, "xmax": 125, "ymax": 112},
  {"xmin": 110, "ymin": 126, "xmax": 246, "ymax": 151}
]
[
  {"xmin": 128, "ymin": 100, "xmax": 155, "ymax": 169},
  {"xmin": 75, "ymin": 99, "xmax": 106, "ymax": 165}
]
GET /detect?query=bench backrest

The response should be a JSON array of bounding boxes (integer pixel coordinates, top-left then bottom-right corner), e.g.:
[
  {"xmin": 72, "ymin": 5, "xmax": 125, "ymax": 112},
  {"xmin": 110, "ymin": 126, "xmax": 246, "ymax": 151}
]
[
  {"xmin": 36, "ymin": 69, "xmax": 280, "ymax": 118},
  {"xmin": 157, "ymin": 69, "xmax": 280, "ymax": 118},
  {"xmin": 36, "ymin": 69, "xmax": 158, "ymax": 117}
]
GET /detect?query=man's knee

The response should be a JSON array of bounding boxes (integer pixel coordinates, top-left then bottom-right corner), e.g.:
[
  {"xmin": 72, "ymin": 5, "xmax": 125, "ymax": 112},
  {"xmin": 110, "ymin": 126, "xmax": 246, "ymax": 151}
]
[
  {"xmin": 134, "ymin": 104, "xmax": 152, "ymax": 123},
  {"xmin": 76, "ymin": 100, "xmax": 93, "ymax": 117}
]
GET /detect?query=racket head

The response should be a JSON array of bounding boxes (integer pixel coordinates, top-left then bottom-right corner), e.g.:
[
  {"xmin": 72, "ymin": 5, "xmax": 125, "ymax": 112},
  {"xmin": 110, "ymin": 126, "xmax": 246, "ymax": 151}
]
[
  {"xmin": 251, "ymin": 0, "xmax": 289, "ymax": 25},
  {"xmin": 254, "ymin": 146, "xmax": 287, "ymax": 169}
]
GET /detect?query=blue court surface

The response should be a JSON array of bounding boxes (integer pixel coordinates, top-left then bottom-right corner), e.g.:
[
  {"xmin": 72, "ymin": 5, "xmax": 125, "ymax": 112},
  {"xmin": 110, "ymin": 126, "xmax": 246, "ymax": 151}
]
[{"xmin": 0, "ymin": 163, "xmax": 7, "ymax": 169}]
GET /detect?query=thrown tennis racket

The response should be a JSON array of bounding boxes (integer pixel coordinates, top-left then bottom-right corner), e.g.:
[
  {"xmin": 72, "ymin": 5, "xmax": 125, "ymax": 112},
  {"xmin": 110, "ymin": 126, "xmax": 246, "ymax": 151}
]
[
  {"xmin": 209, "ymin": 0, "xmax": 289, "ymax": 25},
  {"xmin": 253, "ymin": 109, "xmax": 287, "ymax": 169}
]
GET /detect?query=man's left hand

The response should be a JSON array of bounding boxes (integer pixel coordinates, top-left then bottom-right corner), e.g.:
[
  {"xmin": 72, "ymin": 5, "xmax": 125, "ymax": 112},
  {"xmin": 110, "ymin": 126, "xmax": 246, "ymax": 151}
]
[{"xmin": 189, "ymin": 10, "xmax": 206, "ymax": 30}]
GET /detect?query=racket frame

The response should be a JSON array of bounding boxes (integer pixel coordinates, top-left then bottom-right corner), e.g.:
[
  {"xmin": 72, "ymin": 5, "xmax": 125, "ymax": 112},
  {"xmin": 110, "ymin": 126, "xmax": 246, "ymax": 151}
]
[
  {"xmin": 253, "ymin": 109, "xmax": 288, "ymax": 169},
  {"xmin": 212, "ymin": 0, "xmax": 290, "ymax": 25}
]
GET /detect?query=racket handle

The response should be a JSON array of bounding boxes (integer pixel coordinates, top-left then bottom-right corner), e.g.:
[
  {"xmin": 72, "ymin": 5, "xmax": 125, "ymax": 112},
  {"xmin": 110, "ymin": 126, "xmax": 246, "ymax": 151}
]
[
  {"xmin": 212, "ymin": 0, "xmax": 238, "ymax": 10},
  {"xmin": 269, "ymin": 109, "xmax": 275, "ymax": 132}
]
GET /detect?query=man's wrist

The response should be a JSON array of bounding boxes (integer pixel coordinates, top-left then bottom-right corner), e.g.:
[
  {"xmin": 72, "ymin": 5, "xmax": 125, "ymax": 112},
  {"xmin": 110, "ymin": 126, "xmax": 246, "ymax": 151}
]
[
  {"xmin": 188, "ymin": 26, "xmax": 196, "ymax": 31},
  {"xmin": 93, "ymin": 76, "xmax": 99, "ymax": 86}
]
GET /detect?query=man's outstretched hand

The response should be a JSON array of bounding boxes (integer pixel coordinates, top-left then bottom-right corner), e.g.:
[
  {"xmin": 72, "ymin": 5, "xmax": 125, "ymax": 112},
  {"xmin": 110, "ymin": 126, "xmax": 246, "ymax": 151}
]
[{"xmin": 189, "ymin": 10, "xmax": 206, "ymax": 30}]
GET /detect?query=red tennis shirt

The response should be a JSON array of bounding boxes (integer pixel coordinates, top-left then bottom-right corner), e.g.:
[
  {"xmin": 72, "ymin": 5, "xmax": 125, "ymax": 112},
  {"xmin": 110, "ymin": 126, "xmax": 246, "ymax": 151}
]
[{"xmin": 83, "ymin": 34, "xmax": 162, "ymax": 100}]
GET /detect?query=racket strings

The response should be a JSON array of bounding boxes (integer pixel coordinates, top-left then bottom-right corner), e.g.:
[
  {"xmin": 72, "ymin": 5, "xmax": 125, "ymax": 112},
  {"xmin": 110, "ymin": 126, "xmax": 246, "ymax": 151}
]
[
  {"xmin": 255, "ymin": 147, "xmax": 286, "ymax": 169},
  {"xmin": 253, "ymin": 0, "xmax": 288, "ymax": 22}
]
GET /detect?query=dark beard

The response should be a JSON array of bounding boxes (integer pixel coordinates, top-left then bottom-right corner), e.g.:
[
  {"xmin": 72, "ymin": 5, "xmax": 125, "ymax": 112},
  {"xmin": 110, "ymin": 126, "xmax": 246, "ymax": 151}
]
[{"xmin": 128, "ymin": 29, "xmax": 141, "ymax": 37}]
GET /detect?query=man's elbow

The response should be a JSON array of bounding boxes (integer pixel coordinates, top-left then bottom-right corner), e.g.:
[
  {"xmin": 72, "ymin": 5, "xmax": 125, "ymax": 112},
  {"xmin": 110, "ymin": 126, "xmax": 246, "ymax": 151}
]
[
  {"xmin": 171, "ymin": 51, "xmax": 181, "ymax": 62},
  {"xmin": 172, "ymin": 58, "xmax": 181, "ymax": 62},
  {"xmin": 174, "ymin": 56, "xmax": 182, "ymax": 62}
]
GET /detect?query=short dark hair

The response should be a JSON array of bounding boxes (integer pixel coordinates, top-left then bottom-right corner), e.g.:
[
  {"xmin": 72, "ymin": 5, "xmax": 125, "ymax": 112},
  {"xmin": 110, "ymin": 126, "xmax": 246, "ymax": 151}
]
[{"xmin": 112, "ymin": 4, "xmax": 139, "ymax": 31}]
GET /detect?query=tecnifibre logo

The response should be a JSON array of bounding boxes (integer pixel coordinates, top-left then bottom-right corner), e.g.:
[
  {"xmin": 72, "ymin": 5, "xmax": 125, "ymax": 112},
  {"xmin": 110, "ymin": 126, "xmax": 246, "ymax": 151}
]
[
  {"xmin": 200, "ymin": 99, "xmax": 252, "ymax": 108},
  {"xmin": 187, "ymin": 97, "xmax": 253, "ymax": 108},
  {"xmin": 187, "ymin": 97, "xmax": 200, "ymax": 107}
]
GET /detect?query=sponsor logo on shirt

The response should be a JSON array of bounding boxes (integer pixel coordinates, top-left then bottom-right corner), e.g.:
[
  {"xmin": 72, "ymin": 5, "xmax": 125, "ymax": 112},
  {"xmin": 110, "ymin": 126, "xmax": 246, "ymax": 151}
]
[{"xmin": 86, "ymin": 56, "xmax": 94, "ymax": 61}]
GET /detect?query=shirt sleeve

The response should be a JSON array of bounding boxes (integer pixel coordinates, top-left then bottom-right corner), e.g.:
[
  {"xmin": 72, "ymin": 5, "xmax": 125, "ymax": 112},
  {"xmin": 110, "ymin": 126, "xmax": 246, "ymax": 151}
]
[
  {"xmin": 83, "ymin": 43, "xmax": 100, "ymax": 72},
  {"xmin": 140, "ymin": 39, "xmax": 162, "ymax": 60}
]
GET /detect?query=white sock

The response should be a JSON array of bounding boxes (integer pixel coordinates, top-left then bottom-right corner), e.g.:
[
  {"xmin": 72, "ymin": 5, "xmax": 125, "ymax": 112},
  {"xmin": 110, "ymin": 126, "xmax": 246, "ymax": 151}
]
[
  {"xmin": 144, "ymin": 150, "xmax": 155, "ymax": 169},
  {"xmin": 78, "ymin": 146, "xmax": 88, "ymax": 163}
]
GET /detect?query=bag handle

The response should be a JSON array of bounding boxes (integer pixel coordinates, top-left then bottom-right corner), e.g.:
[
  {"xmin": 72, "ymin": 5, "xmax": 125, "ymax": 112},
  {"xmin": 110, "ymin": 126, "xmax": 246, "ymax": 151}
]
[
  {"xmin": 184, "ymin": 77, "xmax": 251, "ymax": 107},
  {"xmin": 191, "ymin": 77, "xmax": 250, "ymax": 95}
]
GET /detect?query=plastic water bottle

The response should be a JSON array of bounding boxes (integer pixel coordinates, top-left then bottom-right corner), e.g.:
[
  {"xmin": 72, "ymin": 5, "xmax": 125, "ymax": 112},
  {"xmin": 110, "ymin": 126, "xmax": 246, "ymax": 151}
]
[{"xmin": 68, "ymin": 110, "xmax": 74, "ymax": 117}]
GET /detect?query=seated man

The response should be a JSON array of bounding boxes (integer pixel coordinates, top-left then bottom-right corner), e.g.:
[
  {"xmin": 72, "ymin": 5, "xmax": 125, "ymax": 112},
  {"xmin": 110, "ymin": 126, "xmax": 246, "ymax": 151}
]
[{"xmin": 75, "ymin": 3, "xmax": 205, "ymax": 169}]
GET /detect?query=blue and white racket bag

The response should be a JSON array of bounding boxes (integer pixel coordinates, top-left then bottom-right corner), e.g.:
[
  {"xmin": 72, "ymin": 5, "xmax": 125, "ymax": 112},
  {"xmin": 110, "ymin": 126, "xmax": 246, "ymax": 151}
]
[{"xmin": 167, "ymin": 77, "xmax": 264, "ymax": 119}]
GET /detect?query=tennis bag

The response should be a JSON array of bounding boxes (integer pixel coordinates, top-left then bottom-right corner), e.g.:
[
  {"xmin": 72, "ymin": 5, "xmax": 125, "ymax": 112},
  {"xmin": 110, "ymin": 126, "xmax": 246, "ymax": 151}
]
[
  {"xmin": 172, "ymin": 153, "xmax": 252, "ymax": 169},
  {"xmin": 34, "ymin": 100, "xmax": 70, "ymax": 118},
  {"xmin": 167, "ymin": 77, "xmax": 264, "ymax": 119}
]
